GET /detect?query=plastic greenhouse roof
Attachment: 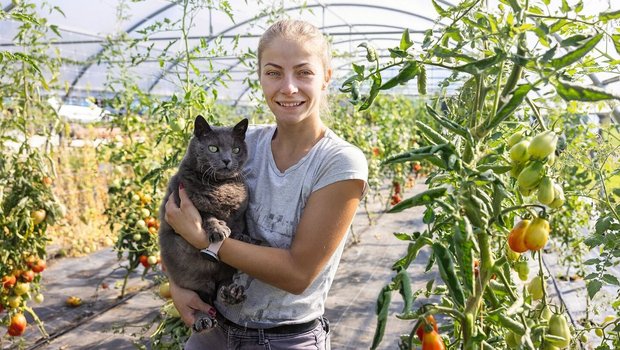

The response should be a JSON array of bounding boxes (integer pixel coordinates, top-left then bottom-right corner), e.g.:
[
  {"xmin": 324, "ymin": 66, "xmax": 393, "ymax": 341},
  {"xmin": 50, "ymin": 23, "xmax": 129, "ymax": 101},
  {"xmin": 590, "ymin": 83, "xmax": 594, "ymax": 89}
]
[{"xmin": 1, "ymin": 0, "xmax": 619, "ymax": 108}]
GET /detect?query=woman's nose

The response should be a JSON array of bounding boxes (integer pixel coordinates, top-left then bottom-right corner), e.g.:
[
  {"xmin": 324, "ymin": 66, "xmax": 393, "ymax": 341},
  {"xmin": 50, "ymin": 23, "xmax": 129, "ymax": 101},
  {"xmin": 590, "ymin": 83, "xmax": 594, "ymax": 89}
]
[{"xmin": 280, "ymin": 76, "xmax": 298, "ymax": 95}]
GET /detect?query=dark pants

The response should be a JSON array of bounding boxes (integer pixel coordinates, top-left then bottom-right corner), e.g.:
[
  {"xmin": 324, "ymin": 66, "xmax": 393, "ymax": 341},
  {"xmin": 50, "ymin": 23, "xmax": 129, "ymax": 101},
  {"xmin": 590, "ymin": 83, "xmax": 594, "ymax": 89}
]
[{"xmin": 185, "ymin": 317, "xmax": 331, "ymax": 350}]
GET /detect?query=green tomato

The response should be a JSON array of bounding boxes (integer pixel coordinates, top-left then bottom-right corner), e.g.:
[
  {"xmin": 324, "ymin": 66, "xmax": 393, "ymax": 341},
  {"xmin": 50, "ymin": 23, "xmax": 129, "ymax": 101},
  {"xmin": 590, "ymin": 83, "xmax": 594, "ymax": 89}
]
[
  {"xmin": 537, "ymin": 176, "xmax": 555, "ymax": 205},
  {"xmin": 528, "ymin": 131, "xmax": 558, "ymax": 160},
  {"xmin": 548, "ymin": 314, "xmax": 571, "ymax": 348},
  {"xmin": 507, "ymin": 130, "xmax": 525, "ymax": 148},
  {"xmin": 510, "ymin": 140, "xmax": 531, "ymax": 163},
  {"xmin": 528, "ymin": 276, "xmax": 545, "ymax": 300},
  {"xmin": 518, "ymin": 161, "xmax": 545, "ymax": 190}
]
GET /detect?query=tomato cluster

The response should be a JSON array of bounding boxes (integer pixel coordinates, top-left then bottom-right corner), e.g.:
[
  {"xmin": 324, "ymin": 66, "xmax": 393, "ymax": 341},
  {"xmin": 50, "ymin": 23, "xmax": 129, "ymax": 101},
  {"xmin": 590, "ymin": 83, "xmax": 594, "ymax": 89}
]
[
  {"xmin": 508, "ymin": 130, "xmax": 565, "ymax": 208},
  {"xmin": 105, "ymin": 178, "xmax": 163, "ymax": 295}
]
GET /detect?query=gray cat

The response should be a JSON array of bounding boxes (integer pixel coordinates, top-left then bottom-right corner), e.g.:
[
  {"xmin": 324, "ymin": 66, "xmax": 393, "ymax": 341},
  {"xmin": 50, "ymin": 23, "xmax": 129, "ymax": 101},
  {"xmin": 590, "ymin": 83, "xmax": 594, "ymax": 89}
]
[{"xmin": 159, "ymin": 115, "xmax": 249, "ymax": 332}]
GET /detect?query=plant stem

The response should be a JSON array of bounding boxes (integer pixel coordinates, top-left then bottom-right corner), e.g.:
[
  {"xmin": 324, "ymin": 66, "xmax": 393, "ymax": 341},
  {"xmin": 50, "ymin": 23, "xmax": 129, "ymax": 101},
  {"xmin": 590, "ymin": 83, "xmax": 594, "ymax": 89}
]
[
  {"xmin": 491, "ymin": 61, "xmax": 505, "ymax": 118},
  {"xmin": 526, "ymin": 96, "xmax": 547, "ymax": 131},
  {"xmin": 181, "ymin": 0, "xmax": 192, "ymax": 121}
]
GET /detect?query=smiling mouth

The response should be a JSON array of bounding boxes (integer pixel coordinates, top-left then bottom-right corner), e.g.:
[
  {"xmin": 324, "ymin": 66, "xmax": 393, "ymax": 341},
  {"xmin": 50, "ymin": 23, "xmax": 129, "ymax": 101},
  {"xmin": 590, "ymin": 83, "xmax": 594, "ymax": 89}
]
[{"xmin": 277, "ymin": 101, "xmax": 305, "ymax": 107}]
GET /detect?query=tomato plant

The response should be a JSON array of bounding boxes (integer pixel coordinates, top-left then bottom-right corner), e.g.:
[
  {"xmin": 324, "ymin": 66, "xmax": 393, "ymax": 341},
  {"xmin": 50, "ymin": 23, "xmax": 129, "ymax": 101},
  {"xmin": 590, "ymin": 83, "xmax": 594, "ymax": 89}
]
[
  {"xmin": 339, "ymin": 1, "xmax": 620, "ymax": 349},
  {"xmin": 1, "ymin": 1, "xmax": 66, "ymax": 340}
]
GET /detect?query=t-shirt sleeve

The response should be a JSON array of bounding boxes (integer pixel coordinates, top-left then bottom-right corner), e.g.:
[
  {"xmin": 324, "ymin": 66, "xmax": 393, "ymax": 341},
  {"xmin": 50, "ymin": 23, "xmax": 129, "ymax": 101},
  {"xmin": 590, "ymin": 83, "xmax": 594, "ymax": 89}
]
[{"xmin": 312, "ymin": 145, "xmax": 369, "ymax": 198}]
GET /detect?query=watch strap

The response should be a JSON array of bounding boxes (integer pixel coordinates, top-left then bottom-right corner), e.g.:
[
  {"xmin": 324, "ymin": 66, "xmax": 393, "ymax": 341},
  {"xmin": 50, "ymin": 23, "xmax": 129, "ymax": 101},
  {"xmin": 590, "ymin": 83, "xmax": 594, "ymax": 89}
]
[{"xmin": 200, "ymin": 239, "xmax": 224, "ymax": 262}]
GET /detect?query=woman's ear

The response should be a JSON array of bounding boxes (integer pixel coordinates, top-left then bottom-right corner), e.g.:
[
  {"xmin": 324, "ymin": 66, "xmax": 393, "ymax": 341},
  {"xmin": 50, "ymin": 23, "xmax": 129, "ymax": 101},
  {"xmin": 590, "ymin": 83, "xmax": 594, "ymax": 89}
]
[{"xmin": 323, "ymin": 68, "xmax": 333, "ymax": 90}]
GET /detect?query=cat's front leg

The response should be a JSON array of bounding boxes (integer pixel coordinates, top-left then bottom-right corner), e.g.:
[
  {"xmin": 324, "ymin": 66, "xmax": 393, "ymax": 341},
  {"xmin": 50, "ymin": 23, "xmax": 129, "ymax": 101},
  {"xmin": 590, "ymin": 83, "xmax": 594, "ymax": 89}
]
[
  {"xmin": 219, "ymin": 283, "xmax": 246, "ymax": 305},
  {"xmin": 203, "ymin": 216, "xmax": 231, "ymax": 243},
  {"xmin": 192, "ymin": 309, "xmax": 218, "ymax": 333}
]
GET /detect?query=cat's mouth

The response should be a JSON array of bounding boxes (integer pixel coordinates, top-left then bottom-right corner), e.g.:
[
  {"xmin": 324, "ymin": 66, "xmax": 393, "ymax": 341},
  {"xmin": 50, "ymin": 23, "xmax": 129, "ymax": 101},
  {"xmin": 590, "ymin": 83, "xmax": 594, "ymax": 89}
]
[{"xmin": 276, "ymin": 101, "xmax": 305, "ymax": 107}]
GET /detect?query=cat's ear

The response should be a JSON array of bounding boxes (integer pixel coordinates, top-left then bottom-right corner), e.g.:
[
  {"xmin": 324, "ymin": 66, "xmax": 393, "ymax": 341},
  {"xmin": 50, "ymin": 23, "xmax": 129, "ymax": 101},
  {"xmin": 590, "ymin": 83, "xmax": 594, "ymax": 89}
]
[
  {"xmin": 233, "ymin": 118, "xmax": 249, "ymax": 139},
  {"xmin": 194, "ymin": 115, "xmax": 212, "ymax": 138}
]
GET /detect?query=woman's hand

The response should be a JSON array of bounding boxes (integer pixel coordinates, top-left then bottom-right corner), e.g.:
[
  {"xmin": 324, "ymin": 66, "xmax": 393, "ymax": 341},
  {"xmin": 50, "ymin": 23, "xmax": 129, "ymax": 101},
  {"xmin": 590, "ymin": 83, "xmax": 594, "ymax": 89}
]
[
  {"xmin": 169, "ymin": 279, "xmax": 215, "ymax": 327},
  {"xmin": 164, "ymin": 184, "xmax": 209, "ymax": 249}
]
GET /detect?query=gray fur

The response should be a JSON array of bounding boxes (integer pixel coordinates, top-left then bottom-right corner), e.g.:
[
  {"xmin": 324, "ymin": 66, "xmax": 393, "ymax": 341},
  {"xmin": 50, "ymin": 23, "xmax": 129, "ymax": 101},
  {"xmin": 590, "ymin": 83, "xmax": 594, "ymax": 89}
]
[{"xmin": 159, "ymin": 116, "xmax": 249, "ymax": 310}]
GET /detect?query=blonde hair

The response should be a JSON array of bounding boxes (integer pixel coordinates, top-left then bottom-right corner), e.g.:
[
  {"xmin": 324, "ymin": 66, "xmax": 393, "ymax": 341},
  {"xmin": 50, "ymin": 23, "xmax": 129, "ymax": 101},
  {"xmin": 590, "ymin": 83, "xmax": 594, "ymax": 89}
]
[{"xmin": 257, "ymin": 19, "xmax": 332, "ymax": 76}]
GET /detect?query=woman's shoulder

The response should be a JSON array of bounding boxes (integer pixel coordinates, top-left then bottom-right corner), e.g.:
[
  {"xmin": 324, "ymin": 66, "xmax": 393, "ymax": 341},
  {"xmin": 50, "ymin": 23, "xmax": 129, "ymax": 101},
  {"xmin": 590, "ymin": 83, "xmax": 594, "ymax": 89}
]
[
  {"xmin": 322, "ymin": 129, "xmax": 367, "ymax": 163},
  {"xmin": 246, "ymin": 124, "xmax": 275, "ymax": 145}
]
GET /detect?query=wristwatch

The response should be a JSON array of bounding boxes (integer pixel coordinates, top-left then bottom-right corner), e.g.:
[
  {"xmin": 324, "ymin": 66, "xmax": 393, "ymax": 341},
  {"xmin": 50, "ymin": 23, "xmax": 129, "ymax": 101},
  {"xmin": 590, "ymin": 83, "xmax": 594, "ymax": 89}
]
[{"xmin": 200, "ymin": 239, "xmax": 224, "ymax": 262}]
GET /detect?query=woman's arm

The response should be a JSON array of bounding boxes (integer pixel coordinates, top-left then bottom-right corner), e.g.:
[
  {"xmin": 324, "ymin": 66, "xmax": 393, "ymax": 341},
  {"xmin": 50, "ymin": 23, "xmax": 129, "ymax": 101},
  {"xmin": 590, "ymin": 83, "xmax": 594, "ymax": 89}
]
[{"xmin": 165, "ymin": 179, "xmax": 365, "ymax": 295}]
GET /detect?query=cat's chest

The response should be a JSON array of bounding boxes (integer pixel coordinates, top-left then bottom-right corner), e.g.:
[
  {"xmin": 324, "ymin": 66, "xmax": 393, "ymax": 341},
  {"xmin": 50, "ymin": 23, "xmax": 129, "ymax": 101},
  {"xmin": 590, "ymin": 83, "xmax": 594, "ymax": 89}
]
[{"xmin": 190, "ymin": 182, "xmax": 247, "ymax": 211}]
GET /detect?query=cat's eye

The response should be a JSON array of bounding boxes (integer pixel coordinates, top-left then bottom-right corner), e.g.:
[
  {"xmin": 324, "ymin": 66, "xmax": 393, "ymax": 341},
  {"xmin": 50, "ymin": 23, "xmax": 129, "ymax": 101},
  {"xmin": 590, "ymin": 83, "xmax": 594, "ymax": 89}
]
[
  {"xmin": 232, "ymin": 147, "xmax": 240, "ymax": 154},
  {"xmin": 208, "ymin": 145, "xmax": 219, "ymax": 153}
]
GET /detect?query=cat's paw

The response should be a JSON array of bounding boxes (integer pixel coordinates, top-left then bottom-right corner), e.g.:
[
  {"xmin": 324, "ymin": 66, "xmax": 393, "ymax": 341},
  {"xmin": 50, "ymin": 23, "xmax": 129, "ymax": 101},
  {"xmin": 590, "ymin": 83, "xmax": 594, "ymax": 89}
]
[
  {"xmin": 192, "ymin": 311, "xmax": 218, "ymax": 333},
  {"xmin": 206, "ymin": 219, "xmax": 231, "ymax": 242},
  {"xmin": 219, "ymin": 283, "xmax": 246, "ymax": 305}
]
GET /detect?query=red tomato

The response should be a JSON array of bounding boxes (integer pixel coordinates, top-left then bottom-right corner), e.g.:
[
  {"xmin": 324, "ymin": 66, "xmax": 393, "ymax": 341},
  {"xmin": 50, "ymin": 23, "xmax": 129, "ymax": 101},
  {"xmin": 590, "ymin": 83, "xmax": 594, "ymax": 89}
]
[
  {"xmin": 416, "ymin": 315, "xmax": 439, "ymax": 341},
  {"xmin": 7, "ymin": 313, "xmax": 27, "ymax": 336},
  {"xmin": 391, "ymin": 194, "xmax": 402, "ymax": 206},
  {"xmin": 42, "ymin": 176, "xmax": 53, "ymax": 187},
  {"xmin": 31, "ymin": 259, "xmax": 46, "ymax": 273},
  {"xmin": 139, "ymin": 255, "xmax": 150, "ymax": 268},
  {"xmin": 422, "ymin": 329, "xmax": 445, "ymax": 350},
  {"xmin": 2, "ymin": 275, "xmax": 17, "ymax": 289},
  {"xmin": 508, "ymin": 220, "xmax": 530, "ymax": 253},
  {"xmin": 20, "ymin": 270, "xmax": 35, "ymax": 282}
]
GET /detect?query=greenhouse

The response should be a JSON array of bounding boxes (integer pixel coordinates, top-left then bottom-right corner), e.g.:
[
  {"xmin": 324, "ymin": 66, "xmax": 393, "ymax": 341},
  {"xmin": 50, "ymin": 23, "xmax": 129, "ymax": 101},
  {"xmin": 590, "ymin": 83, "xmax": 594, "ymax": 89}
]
[{"xmin": 1, "ymin": 0, "xmax": 619, "ymax": 349}]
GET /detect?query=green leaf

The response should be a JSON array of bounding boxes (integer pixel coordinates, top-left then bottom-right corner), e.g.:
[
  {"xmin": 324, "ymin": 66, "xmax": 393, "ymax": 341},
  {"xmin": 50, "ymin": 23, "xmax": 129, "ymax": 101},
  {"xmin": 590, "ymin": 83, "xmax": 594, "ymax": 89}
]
[
  {"xmin": 452, "ymin": 53, "xmax": 505, "ymax": 75},
  {"xmin": 392, "ymin": 236, "xmax": 431, "ymax": 270},
  {"xmin": 583, "ymin": 258, "xmax": 600, "ymax": 265},
  {"xmin": 587, "ymin": 279, "xmax": 603, "ymax": 299},
  {"xmin": 611, "ymin": 34, "xmax": 620, "ymax": 56},
  {"xmin": 415, "ymin": 120, "xmax": 449, "ymax": 145},
  {"xmin": 358, "ymin": 73, "xmax": 382, "ymax": 111},
  {"xmin": 487, "ymin": 84, "xmax": 533, "ymax": 129},
  {"xmin": 561, "ymin": 0, "xmax": 570, "ymax": 13},
  {"xmin": 388, "ymin": 47, "xmax": 408, "ymax": 58},
  {"xmin": 397, "ymin": 270, "xmax": 414, "ymax": 316},
  {"xmin": 500, "ymin": 0, "xmax": 521, "ymax": 12},
  {"xmin": 370, "ymin": 286, "xmax": 392, "ymax": 350},
  {"xmin": 431, "ymin": 0, "xmax": 448, "ymax": 16},
  {"xmin": 555, "ymin": 81, "xmax": 620, "ymax": 102},
  {"xmin": 548, "ymin": 33, "xmax": 603, "ymax": 69},
  {"xmin": 599, "ymin": 9, "xmax": 620, "ymax": 22},
  {"xmin": 595, "ymin": 216, "xmax": 613, "ymax": 234},
  {"xmin": 602, "ymin": 274, "xmax": 620, "ymax": 286},
  {"xmin": 561, "ymin": 34, "xmax": 588, "ymax": 47},
  {"xmin": 380, "ymin": 61, "xmax": 419, "ymax": 90},
  {"xmin": 432, "ymin": 242, "xmax": 466, "ymax": 307},
  {"xmin": 388, "ymin": 187, "xmax": 448, "ymax": 213},
  {"xmin": 541, "ymin": 45, "xmax": 558, "ymax": 63},
  {"xmin": 352, "ymin": 63, "xmax": 365, "ymax": 76},
  {"xmin": 400, "ymin": 29, "xmax": 414, "ymax": 51}
]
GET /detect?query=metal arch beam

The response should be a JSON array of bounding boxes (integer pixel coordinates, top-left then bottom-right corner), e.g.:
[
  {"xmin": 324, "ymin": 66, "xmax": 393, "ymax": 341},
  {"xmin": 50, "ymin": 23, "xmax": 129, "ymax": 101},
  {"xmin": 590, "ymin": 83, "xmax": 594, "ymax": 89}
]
[
  {"xmin": 332, "ymin": 36, "xmax": 414, "ymax": 46},
  {"xmin": 3, "ymin": 2, "xmax": 15, "ymax": 12},
  {"xmin": 147, "ymin": 2, "xmax": 443, "ymax": 93},
  {"xmin": 64, "ymin": 2, "xmax": 177, "ymax": 100}
]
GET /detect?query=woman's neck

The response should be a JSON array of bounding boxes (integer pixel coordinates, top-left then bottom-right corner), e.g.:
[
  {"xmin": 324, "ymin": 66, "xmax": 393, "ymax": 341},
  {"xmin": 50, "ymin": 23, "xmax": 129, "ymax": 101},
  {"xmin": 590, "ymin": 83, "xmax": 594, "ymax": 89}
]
[{"xmin": 271, "ymin": 120, "xmax": 326, "ymax": 172}]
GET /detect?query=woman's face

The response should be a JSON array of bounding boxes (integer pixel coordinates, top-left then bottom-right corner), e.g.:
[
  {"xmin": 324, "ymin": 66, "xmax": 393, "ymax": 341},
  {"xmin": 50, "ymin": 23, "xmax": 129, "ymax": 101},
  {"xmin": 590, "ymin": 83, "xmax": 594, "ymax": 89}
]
[{"xmin": 259, "ymin": 37, "xmax": 331, "ymax": 126}]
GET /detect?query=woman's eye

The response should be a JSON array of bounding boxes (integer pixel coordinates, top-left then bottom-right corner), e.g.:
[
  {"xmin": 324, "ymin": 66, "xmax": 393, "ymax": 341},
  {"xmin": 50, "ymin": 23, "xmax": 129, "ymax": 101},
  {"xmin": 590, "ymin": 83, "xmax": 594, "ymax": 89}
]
[
  {"xmin": 232, "ymin": 147, "xmax": 240, "ymax": 154},
  {"xmin": 299, "ymin": 70, "xmax": 313, "ymax": 76},
  {"xmin": 266, "ymin": 71, "xmax": 280, "ymax": 77},
  {"xmin": 208, "ymin": 145, "xmax": 219, "ymax": 153}
]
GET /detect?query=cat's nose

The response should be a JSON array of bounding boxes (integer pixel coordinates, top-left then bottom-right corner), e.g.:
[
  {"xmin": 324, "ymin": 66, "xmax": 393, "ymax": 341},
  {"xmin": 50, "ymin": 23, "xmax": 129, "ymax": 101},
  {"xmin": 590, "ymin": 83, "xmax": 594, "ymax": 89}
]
[{"xmin": 223, "ymin": 159, "xmax": 231, "ymax": 166}]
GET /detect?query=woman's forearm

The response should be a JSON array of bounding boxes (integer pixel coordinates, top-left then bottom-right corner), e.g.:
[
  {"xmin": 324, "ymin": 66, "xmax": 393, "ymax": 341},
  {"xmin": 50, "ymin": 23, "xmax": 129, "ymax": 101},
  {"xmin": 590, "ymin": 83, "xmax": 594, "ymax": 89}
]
[{"xmin": 218, "ymin": 238, "xmax": 312, "ymax": 295}]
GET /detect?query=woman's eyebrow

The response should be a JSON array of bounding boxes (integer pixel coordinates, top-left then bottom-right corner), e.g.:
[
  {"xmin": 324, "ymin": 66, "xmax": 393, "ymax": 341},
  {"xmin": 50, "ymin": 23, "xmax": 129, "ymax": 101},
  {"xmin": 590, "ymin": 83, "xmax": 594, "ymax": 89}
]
[{"xmin": 263, "ymin": 62, "xmax": 312, "ymax": 69}]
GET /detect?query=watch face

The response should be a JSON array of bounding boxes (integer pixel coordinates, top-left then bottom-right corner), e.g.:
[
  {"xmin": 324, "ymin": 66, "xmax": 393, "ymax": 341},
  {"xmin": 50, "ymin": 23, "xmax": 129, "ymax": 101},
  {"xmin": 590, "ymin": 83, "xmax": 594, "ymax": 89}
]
[{"xmin": 201, "ymin": 249, "xmax": 219, "ymax": 262}]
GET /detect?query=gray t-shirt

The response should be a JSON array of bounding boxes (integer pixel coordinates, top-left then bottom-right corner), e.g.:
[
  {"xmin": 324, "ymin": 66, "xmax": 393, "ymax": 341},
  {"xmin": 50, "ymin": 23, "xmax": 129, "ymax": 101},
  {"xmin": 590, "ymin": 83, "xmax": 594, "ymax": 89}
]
[{"xmin": 215, "ymin": 124, "xmax": 368, "ymax": 328}]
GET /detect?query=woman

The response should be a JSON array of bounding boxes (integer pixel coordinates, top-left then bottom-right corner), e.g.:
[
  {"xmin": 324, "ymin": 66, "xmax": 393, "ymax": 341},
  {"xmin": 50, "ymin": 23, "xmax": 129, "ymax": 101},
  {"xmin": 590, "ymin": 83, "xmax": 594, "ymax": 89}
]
[{"xmin": 164, "ymin": 19, "xmax": 368, "ymax": 349}]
